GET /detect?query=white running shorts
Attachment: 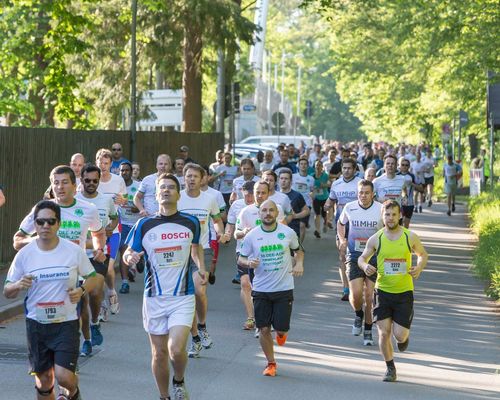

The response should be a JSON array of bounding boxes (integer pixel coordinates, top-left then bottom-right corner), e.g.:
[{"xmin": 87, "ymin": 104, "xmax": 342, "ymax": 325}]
[{"xmin": 142, "ymin": 295, "xmax": 195, "ymax": 335}]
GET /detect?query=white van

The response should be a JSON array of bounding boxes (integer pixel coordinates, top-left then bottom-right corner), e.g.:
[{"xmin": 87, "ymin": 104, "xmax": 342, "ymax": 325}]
[{"xmin": 240, "ymin": 135, "xmax": 316, "ymax": 148}]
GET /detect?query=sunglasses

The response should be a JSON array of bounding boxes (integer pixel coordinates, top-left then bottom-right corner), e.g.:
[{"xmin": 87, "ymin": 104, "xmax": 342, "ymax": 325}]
[
  {"xmin": 112, "ymin": 148, "xmax": 122, "ymax": 151},
  {"xmin": 35, "ymin": 218, "xmax": 58, "ymax": 226},
  {"xmin": 83, "ymin": 178, "xmax": 99, "ymax": 184}
]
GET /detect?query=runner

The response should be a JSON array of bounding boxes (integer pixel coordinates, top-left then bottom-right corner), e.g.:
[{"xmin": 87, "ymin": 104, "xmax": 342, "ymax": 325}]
[
  {"xmin": 230, "ymin": 159, "xmax": 259, "ymax": 203},
  {"xmin": 132, "ymin": 162, "xmax": 141, "ymax": 181},
  {"xmin": 337, "ymin": 180, "xmax": 383, "ymax": 346},
  {"xmin": 178, "ymin": 163, "xmax": 227, "ymax": 358},
  {"xmin": 213, "ymin": 152, "xmax": 239, "ymax": 208},
  {"xmin": 373, "ymin": 154, "xmax": 409, "ymax": 206},
  {"xmin": 95, "ymin": 149, "xmax": 127, "ymax": 316},
  {"xmin": 69, "ymin": 153, "xmax": 85, "ymax": 187},
  {"xmin": 292, "ymin": 157, "xmax": 315, "ymax": 236},
  {"xmin": 272, "ymin": 148, "xmax": 298, "ymax": 174},
  {"xmin": 364, "ymin": 167, "xmax": 376, "ymax": 182},
  {"xmin": 279, "ymin": 169, "xmax": 310, "ymax": 243},
  {"xmin": 224, "ymin": 181, "xmax": 255, "ymax": 286},
  {"xmin": 261, "ymin": 170, "xmax": 293, "ymax": 223},
  {"xmin": 311, "ymin": 160, "xmax": 330, "ymax": 239},
  {"xmin": 173, "ymin": 158, "xmax": 186, "ymax": 191},
  {"xmin": 260, "ymin": 150, "xmax": 275, "ymax": 173},
  {"xmin": 5, "ymin": 200, "xmax": 99, "ymax": 400},
  {"xmin": 110, "ymin": 143, "xmax": 130, "ymax": 175},
  {"xmin": 201, "ymin": 167, "xmax": 227, "ymax": 285},
  {"xmin": 134, "ymin": 154, "xmax": 173, "ymax": 217},
  {"xmin": 238, "ymin": 199, "xmax": 304, "ymax": 377},
  {"xmin": 422, "ymin": 149, "xmax": 436, "ymax": 207},
  {"xmin": 325, "ymin": 158, "xmax": 361, "ymax": 301},
  {"xmin": 118, "ymin": 162, "xmax": 141, "ymax": 294},
  {"xmin": 122, "ymin": 173, "xmax": 205, "ymax": 400},
  {"xmin": 358, "ymin": 200, "xmax": 428, "ymax": 382},
  {"xmin": 234, "ymin": 181, "xmax": 285, "ymax": 335},
  {"xmin": 410, "ymin": 151, "xmax": 425, "ymax": 213},
  {"xmin": 397, "ymin": 158, "xmax": 421, "ymax": 228},
  {"xmin": 75, "ymin": 164, "xmax": 118, "ymax": 355},
  {"xmin": 443, "ymin": 155, "xmax": 462, "ymax": 216}
]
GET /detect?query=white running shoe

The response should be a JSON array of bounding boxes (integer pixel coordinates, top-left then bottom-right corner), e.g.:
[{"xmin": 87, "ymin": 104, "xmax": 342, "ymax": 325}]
[
  {"xmin": 188, "ymin": 340, "xmax": 202, "ymax": 358},
  {"xmin": 109, "ymin": 293, "xmax": 120, "ymax": 314},
  {"xmin": 198, "ymin": 327, "xmax": 213, "ymax": 349}
]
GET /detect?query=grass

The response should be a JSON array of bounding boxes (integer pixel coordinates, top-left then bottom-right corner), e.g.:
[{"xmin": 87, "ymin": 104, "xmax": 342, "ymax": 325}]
[{"xmin": 468, "ymin": 184, "xmax": 500, "ymax": 300}]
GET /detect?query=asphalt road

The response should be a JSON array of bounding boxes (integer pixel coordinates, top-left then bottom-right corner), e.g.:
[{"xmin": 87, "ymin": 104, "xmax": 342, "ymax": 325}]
[{"xmin": 1, "ymin": 201, "xmax": 499, "ymax": 399}]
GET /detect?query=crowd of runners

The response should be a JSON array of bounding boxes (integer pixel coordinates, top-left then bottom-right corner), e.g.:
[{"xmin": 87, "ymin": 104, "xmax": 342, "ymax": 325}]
[{"xmin": 4, "ymin": 138, "xmax": 464, "ymax": 399}]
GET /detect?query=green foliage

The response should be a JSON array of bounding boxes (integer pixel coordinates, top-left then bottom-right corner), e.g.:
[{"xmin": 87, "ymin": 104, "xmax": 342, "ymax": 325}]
[
  {"xmin": 302, "ymin": 0, "xmax": 500, "ymax": 144},
  {"xmin": 469, "ymin": 184, "xmax": 500, "ymax": 300}
]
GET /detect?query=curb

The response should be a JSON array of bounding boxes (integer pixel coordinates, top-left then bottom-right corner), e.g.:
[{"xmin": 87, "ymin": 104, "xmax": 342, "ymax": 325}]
[{"xmin": 0, "ymin": 300, "xmax": 24, "ymax": 323}]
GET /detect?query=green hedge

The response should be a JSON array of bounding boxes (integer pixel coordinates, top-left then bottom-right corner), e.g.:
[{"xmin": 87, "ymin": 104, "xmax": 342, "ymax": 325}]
[{"xmin": 468, "ymin": 185, "xmax": 500, "ymax": 300}]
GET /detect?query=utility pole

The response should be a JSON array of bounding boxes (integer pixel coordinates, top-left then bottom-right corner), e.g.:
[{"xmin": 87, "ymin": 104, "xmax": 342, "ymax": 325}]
[
  {"xmin": 267, "ymin": 51, "xmax": 272, "ymax": 135},
  {"xmin": 280, "ymin": 52, "xmax": 285, "ymax": 137},
  {"xmin": 216, "ymin": 49, "xmax": 225, "ymax": 134},
  {"xmin": 130, "ymin": 0, "xmax": 137, "ymax": 162}
]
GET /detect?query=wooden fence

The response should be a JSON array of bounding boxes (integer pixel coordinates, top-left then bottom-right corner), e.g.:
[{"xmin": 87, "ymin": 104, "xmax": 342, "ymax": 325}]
[{"xmin": 0, "ymin": 127, "xmax": 223, "ymax": 262}]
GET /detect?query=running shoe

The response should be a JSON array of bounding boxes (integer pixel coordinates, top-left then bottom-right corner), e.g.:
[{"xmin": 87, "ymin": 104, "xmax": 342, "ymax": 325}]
[
  {"xmin": 352, "ymin": 316, "xmax": 363, "ymax": 336},
  {"xmin": 119, "ymin": 282, "xmax": 130, "ymax": 294},
  {"xmin": 363, "ymin": 330, "xmax": 374, "ymax": 346},
  {"xmin": 447, "ymin": 210, "xmax": 451, "ymax": 216},
  {"xmin": 90, "ymin": 323, "xmax": 103, "ymax": 346},
  {"xmin": 314, "ymin": 230, "xmax": 321, "ymax": 238},
  {"xmin": 419, "ymin": 205, "xmax": 422, "ymax": 213},
  {"xmin": 276, "ymin": 332, "xmax": 287, "ymax": 346},
  {"xmin": 452, "ymin": 204, "xmax": 456, "ymax": 212},
  {"xmin": 127, "ymin": 267, "xmax": 137, "ymax": 282},
  {"xmin": 243, "ymin": 317, "xmax": 256, "ymax": 330},
  {"xmin": 263, "ymin": 362, "xmax": 277, "ymax": 377},
  {"xmin": 341, "ymin": 288, "xmax": 349, "ymax": 301},
  {"xmin": 255, "ymin": 328, "xmax": 260, "ymax": 338},
  {"xmin": 208, "ymin": 272, "xmax": 216, "ymax": 285},
  {"xmin": 323, "ymin": 224, "xmax": 328, "ymax": 233},
  {"xmin": 327, "ymin": 222, "xmax": 334, "ymax": 229},
  {"xmin": 99, "ymin": 304, "xmax": 109, "ymax": 322},
  {"xmin": 428, "ymin": 200, "xmax": 432, "ymax": 207},
  {"xmin": 172, "ymin": 382, "xmax": 189, "ymax": 400},
  {"xmin": 188, "ymin": 340, "xmax": 202, "ymax": 358},
  {"xmin": 109, "ymin": 293, "xmax": 120, "ymax": 314},
  {"xmin": 199, "ymin": 327, "xmax": 213, "ymax": 349},
  {"xmin": 383, "ymin": 367, "xmax": 397, "ymax": 382},
  {"xmin": 232, "ymin": 273, "xmax": 241, "ymax": 285},
  {"xmin": 397, "ymin": 338, "xmax": 409, "ymax": 352},
  {"xmin": 80, "ymin": 340, "xmax": 92, "ymax": 357}
]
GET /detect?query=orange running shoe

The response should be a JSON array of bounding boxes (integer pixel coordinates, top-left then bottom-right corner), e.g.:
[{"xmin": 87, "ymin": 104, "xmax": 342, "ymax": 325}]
[
  {"xmin": 263, "ymin": 362, "xmax": 277, "ymax": 377},
  {"xmin": 276, "ymin": 332, "xmax": 288, "ymax": 346}
]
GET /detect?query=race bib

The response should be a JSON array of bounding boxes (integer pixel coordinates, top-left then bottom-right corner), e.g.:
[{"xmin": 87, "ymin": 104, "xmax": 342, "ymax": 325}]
[
  {"xmin": 315, "ymin": 188, "xmax": 323, "ymax": 195},
  {"xmin": 354, "ymin": 238, "xmax": 367, "ymax": 252},
  {"xmin": 383, "ymin": 258, "xmax": 407, "ymax": 275},
  {"xmin": 296, "ymin": 183, "xmax": 308, "ymax": 193},
  {"xmin": 223, "ymin": 179, "xmax": 233, "ymax": 188},
  {"xmin": 155, "ymin": 246, "xmax": 183, "ymax": 268},
  {"xmin": 36, "ymin": 301, "xmax": 67, "ymax": 323}
]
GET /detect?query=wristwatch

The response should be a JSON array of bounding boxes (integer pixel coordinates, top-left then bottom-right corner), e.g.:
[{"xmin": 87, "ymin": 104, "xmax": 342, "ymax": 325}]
[{"xmin": 80, "ymin": 286, "xmax": 86, "ymax": 296}]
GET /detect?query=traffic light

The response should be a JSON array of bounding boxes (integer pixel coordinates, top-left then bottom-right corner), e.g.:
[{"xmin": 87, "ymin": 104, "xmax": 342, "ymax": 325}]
[
  {"xmin": 304, "ymin": 100, "xmax": 313, "ymax": 119},
  {"xmin": 233, "ymin": 82, "xmax": 240, "ymax": 114}
]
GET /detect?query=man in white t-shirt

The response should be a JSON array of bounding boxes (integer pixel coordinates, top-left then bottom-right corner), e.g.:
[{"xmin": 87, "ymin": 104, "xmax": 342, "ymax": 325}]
[
  {"xmin": 214, "ymin": 152, "xmax": 239, "ymax": 207},
  {"xmin": 230, "ymin": 159, "xmax": 260, "ymax": 204},
  {"xmin": 373, "ymin": 154, "xmax": 409, "ymax": 206},
  {"xmin": 70, "ymin": 153, "xmax": 85, "ymax": 188},
  {"xmin": 337, "ymin": 180, "xmax": 383, "ymax": 346},
  {"xmin": 292, "ymin": 157, "xmax": 315, "ymax": 209},
  {"xmin": 410, "ymin": 151, "xmax": 426, "ymax": 213},
  {"xmin": 238, "ymin": 199, "xmax": 304, "ymax": 377},
  {"xmin": 234, "ymin": 181, "xmax": 285, "ymax": 334},
  {"xmin": 5, "ymin": 200, "xmax": 99, "ymax": 400},
  {"xmin": 443, "ymin": 155, "xmax": 462, "ymax": 216},
  {"xmin": 262, "ymin": 170, "xmax": 293, "ymax": 223},
  {"xmin": 178, "ymin": 163, "xmax": 227, "ymax": 358},
  {"xmin": 76, "ymin": 164, "xmax": 118, "ymax": 355},
  {"xmin": 134, "ymin": 154, "xmax": 173, "ymax": 216},
  {"xmin": 96, "ymin": 148, "xmax": 128, "ymax": 315},
  {"xmin": 422, "ymin": 148, "xmax": 436, "ymax": 207},
  {"xmin": 173, "ymin": 157, "xmax": 186, "ymax": 191}
]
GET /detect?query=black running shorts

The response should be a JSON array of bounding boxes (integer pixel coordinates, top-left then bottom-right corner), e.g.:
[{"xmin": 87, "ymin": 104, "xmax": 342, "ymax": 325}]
[
  {"xmin": 424, "ymin": 176, "xmax": 434, "ymax": 185},
  {"xmin": 252, "ymin": 289, "xmax": 294, "ymax": 332},
  {"xmin": 90, "ymin": 258, "xmax": 107, "ymax": 277},
  {"xmin": 26, "ymin": 318, "xmax": 80, "ymax": 373},
  {"xmin": 373, "ymin": 289, "xmax": 414, "ymax": 329},
  {"xmin": 347, "ymin": 259, "xmax": 376, "ymax": 283},
  {"xmin": 402, "ymin": 205, "xmax": 414, "ymax": 219}
]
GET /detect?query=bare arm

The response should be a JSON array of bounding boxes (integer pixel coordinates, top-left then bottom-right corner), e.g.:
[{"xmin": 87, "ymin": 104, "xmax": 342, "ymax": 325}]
[
  {"xmin": 191, "ymin": 244, "xmax": 207, "ymax": 285},
  {"xmin": 409, "ymin": 232, "xmax": 428, "ymax": 279},
  {"xmin": 357, "ymin": 234, "xmax": 378, "ymax": 276},
  {"xmin": 292, "ymin": 249, "xmax": 304, "ymax": 277},
  {"xmin": 13, "ymin": 231, "xmax": 33, "ymax": 251},
  {"xmin": 237, "ymin": 254, "xmax": 260, "ymax": 269},
  {"xmin": 294, "ymin": 204, "xmax": 310, "ymax": 220},
  {"xmin": 3, "ymin": 275, "xmax": 34, "ymax": 299},
  {"xmin": 133, "ymin": 191, "xmax": 148, "ymax": 217},
  {"xmin": 91, "ymin": 228, "xmax": 107, "ymax": 263}
]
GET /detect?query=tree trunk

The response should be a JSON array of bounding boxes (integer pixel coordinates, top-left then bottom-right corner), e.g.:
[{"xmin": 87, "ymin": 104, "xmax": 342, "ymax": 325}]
[{"xmin": 182, "ymin": 21, "xmax": 203, "ymax": 132}]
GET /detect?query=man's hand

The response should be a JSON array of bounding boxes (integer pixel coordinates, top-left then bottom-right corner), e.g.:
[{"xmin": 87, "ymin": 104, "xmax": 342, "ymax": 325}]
[
  {"xmin": 292, "ymin": 262, "xmax": 304, "ymax": 277},
  {"xmin": 17, "ymin": 275, "xmax": 34, "ymax": 290},
  {"xmin": 364, "ymin": 264, "xmax": 377, "ymax": 276},
  {"xmin": 105, "ymin": 225, "xmax": 114, "ymax": 238},
  {"xmin": 127, "ymin": 251, "xmax": 144, "ymax": 265},
  {"xmin": 139, "ymin": 209, "xmax": 148, "ymax": 217},
  {"xmin": 67, "ymin": 287, "xmax": 84, "ymax": 304},
  {"xmin": 197, "ymin": 270, "xmax": 208, "ymax": 286},
  {"xmin": 219, "ymin": 232, "xmax": 231, "ymax": 244},
  {"xmin": 410, "ymin": 264, "xmax": 423, "ymax": 279},
  {"xmin": 93, "ymin": 248, "xmax": 106, "ymax": 263},
  {"xmin": 247, "ymin": 258, "xmax": 260, "ymax": 269}
]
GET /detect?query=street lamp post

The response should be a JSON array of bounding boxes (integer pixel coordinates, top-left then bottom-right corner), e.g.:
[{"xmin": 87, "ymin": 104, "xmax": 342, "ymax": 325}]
[{"xmin": 130, "ymin": 0, "xmax": 137, "ymax": 162}]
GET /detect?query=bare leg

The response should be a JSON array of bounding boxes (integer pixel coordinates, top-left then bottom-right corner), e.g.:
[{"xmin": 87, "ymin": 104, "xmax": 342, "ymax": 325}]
[
  {"xmin": 149, "ymin": 334, "xmax": 170, "ymax": 399},
  {"xmin": 35, "ymin": 368, "xmax": 55, "ymax": 400},
  {"xmin": 54, "ymin": 364, "xmax": 79, "ymax": 399},
  {"xmin": 240, "ymin": 274, "xmax": 254, "ymax": 319},
  {"xmin": 376, "ymin": 318, "xmax": 394, "ymax": 361},
  {"xmin": 168, "ymin": 326, "xmax": 191, "ymax": 381},
  {"xmin": 259, "ymin": 326, "xmax": 275, "ymax": 363}
]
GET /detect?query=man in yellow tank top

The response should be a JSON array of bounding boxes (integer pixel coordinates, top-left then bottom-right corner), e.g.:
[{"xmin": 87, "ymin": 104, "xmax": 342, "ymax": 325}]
[{"xmin": 358, "ymin": 200, "xmax": 428, "ymax": 382}]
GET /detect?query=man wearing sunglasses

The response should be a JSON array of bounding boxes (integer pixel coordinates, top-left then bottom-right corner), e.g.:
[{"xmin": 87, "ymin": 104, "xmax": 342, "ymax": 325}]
[
  {"xmin": 6, "ymin": 200, "xmax": 99, "ymax": 400},
  {"xmin": 110, "ymin": 143, "xmax": 130, "ymax": 175},
  {"xmin": 76, "ymin": 164, "xmax": 119, "ymax": 355}
]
